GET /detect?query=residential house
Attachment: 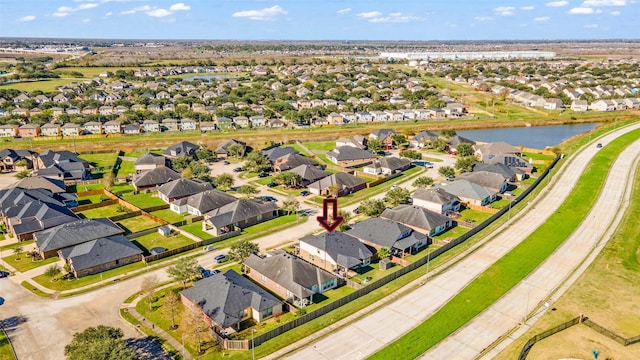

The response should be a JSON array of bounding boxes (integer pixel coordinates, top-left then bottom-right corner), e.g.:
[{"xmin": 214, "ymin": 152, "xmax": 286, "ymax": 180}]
[
  {"xmin": 385, "ymin": 110, "xmax": 404, "ymax": 122},
  {"xmin": 483, "ymin": 153, "xmax": 533, "ymax": 174},
  {"xmin": 262, "ymin": 147, "xmax": 299, "ymax": 163},
  {"xmin": 162, "ymin": 118, "xmax": 179, "ymax": 132},
  {"xmin": 233, "ymin": 116, "xmax": 250, "ymax": 128},
  {"xmin": 362, "ymin": 157, "xmax": 411, "ymax": 176},
  {"xmin": 14, "ymin": 176, "xmax": 66, "ymax": 194},
  {"xmin": 104, "ymin": 120, "xmax": 122, "ymax": 134},
  {"xmin": 158, "ymin": 178, "xmax": 213, "ymax": 203},
  {"xmin": 0, "ymin": 124, "xmax": 18, "ymax": 137},
  {"xmin": 273, "ymin": 153, "xmax": 319, "ymax": 172},
  {"xmin": 307, "ymin": 172, "xmax": 367, "ymax": 197},
  {"xmin": 268, "ymin": 119, "xmax": 285, "ymax": 128},
  {"xmin": 132, "ymin": 167, "xmax": 181, "ymax": 192},
  {"xmin": 34, "ymin": 218, "xmax": 123, "ymax": 259},
  {"xmin": 124, "ymin": 124, "xmax": 141, "ymax": 134},
  {"xmin": 181, "ymin": 118, "xmax": 197, "ymax": 131},
  {"xmin": 325, "ymin": 146, "xmax": 377, "ymax": 167},
  {"xmin": 412, "ymin": 187, "xmax": 461, "ymax": 214},
  {"xmin": 410, "ymin": 131, "xmax": 439, "ymax": 148},
  {"xmin": 53, "ymin": 93, "xmax": 70, "ymax": 104},
  {"xmin": 134, "ymin": 153, "xmax": 169, "ymax": 173},
  {"xmin": 544, "ymin": 98, "xmax": 563, "ymax": 110},
  {"xmin": 446, "ymin": 135, "xmax": 476, "ymax": 154},
  {"xmin": 432, "ymin": 180, "xmax": 497, "ymax": 207},
  {"xmin": 18, "ymin": 124, "xmax": 41, "ymax": 137},
  {"xmin": 41, "ymin": 123, "xmax": 60, "ymax": 137},
  {"xmin": 249, "ymin": 115, "xmax": 267, "ymax": 127},
  {"xmin": 170, "ymin": 189, "xmax": 236, "ymax": 215},
  {"xmin": 216, "ymin": 117, "xmax": 232, "ymax": 130},
  {"xmin": 398, "ymin": 109, "xmax": 416, "ymax": 120},
  {"xmin": 66, "ymin": 107, "xmax": 80, "ymax": 115},
  {"xmin": 335, "ymin": 135, "xmax": 367, "ymax": 150},
  {"xmin": 202, "ymin": 199, "xmax": 279, "ymax": 237},
  {"xmin": 473, "ymin": 162, "xmax": 523, "ymax": 182},
  {"xmin": 180, "ymin": 270, "xmax": 283, "ymax": 332},
  {"xmin": 59, "ymin": 235, "xmax": 143, "ymax": 278},
  {"xmin": 289, "ymin": 165, "xmax": 331, "ymax": 187},
  {"xmin": 245, "ymin": 250, "xmax": 339, "ymax": 307},
  {"xmin": 326, "ymin": 112, "xmax": 343, "ymax": 125},
  {"xmin": 83, "ymin": 121, "xmax": 103, "ymax": 134},
  {"xmin": 61, "ymin": 123, "xmax": 81, "ymax": 137},
  {"xmin": 143, "ymin": 119, "xmax": 160, "ymax": 133},
  {"xmin": 355, "ymin": 111, "xmax": 373, "ymax": 123},
  {"xmin": 164, "ymin": 141, "xmax": 200, "ymax": 159},
  {"xmin": 347, "ymin": 218, "xmax": 428, "ymax": 258},
  {"xmin": 215, "ymin": 139, "xmax": 246, "ymax": 159},
  {"xmin": 298, "ymin": 232, "xmax": 373, "ymax": 275},
  {"xmin": 624, "ymin": 98, "xmax": 640, "ymax": 110},
  {"xmin": 98, "ymin": 106, "xmax": 113, "ymax": 115},
  {"xmin": 0, "ymin": 149, "xmax": 36, "ymax": 171},
  {"xmin": 381, "ymin": 205, "xmax": 454, "ymax": 237},
  {"xmin": 369, "ymin": 129, "xmax": 396, "ymax": 149},
  {"xmin": 457, "ymin": 171, "xmax": 509, "ymax": 193},
  {"xmin": 590, "ymin": 99, "xmax": 616, "ymax": 112},
  {"xmin": 474, "ymin": 142, "xmax": 520, "ymax": 161},
  {"xmin": 200, "ymin": 121, "xmax": 217, "ymax": 132}
]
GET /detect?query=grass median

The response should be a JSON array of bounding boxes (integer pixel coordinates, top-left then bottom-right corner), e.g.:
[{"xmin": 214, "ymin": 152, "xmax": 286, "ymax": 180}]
[{"xmin": 369, "ymin": 127, "xmax": 640, "ymax": 360}]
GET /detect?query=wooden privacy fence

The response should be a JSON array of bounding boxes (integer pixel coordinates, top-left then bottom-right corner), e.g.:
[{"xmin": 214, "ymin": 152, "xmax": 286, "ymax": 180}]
[{"xmin": 249, "ymin": 156, "xmax": 560, "ymax": 349}]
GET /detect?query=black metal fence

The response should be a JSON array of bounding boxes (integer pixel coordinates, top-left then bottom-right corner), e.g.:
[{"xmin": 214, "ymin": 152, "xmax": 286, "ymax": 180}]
[{"xmin": 518, "ymin": 316, "xmax": 581, "ymax": 360}]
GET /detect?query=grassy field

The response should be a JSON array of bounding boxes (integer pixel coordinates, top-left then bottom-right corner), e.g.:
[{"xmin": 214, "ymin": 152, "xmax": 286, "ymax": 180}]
[
  {"xmin": 79, "ymin": 152, "xmax": 118, "ymax": 168},
  {"xmin": 116, "ymin": 216, "xmax": 161, "ymax": 233},
  {"xmin": 116, "ymin": 160, "xmax": 136, "ymax": 177},
  {"xmin": 369, "ymin": 127, "xmax": 640, "ymax": 360},
  {"xmin": 132, "ymin": 232, "xmax": 195, "ymax": 252},
  {"xmin": 0, "ymin": 78, "xmax": 86, "ymax": 92},
  {"xmin": 495, "ymin": 162, "xmax": 640, "ymax": 359}
]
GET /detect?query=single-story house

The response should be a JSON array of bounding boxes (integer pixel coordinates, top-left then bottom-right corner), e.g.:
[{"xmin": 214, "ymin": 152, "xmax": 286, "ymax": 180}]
[
  {"xmin": 34, "ymin": 218, "xmax": 123, "ymax": 259},
  {"xmin": 202, "ymin": 199, "xmax": 279, "ymax": 237},
  {"xmin": 457, "ymin": 171, "xmax": 509, "ymax": 194},
  {"xmin": 134, "ymin": 153, "xmax": 169, "ymax": 173},
  {"xmin": 288, "ymin": 165, "xmax": 331, "ymax": 187},
  {"xmin": 157, "ymin": 178, "xmax": 214, "ymax": 203},
  {"xmin": 381, "ymin": 205, "xmax": 454, "ymax": 237},
  {"xmin": 298, "ymin": 232, "xmax": 373, "ymax": 276},
  {"xmin": 132, "ymin": 167, "xmax": 182, "ymax": 192},
  {"xmin": 59, "ymin": 235, "xmax": 142, "ymax": 278},
  {"xmin": 307, "ymin": 172, "xmax": 367, "ymax": 197},
  {"xmin": 412, "ymin": 187, "xmax": 461, "ymax": 215},
  {"xmin": 325, "ymin": 146, "xmax": 377, "ymax": 167},
  {"xmin": 474, "ymin": 142, "xmax": 520, "ymax": 161},
  {"xmin": 432, "ymin": 180, "xmax": 497, "ymax": 207},
  {"xmin": 347, "ymin": 217, "xmax": 428, "ymax": 258},
  {"xmin": 163, "ymin": 141, "xmax": 200, "ymax": 159},
  {"xmin": 171, "ymin": 189, "xmax": 237, "ymax": 215},
  {"xmin": 273, "ymin": 153, "xmax": 319, "ymax": 172},
  {"xmin": 215, "ymin": 139, "xmax": 246, "ymax": 158},
  {"xmin": 362, "ymin": 157, "xmax": 411, "ymax": 176}
]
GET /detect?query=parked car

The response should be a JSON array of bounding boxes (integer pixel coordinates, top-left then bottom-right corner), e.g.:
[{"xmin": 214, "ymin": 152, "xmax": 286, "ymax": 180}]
[
  {"xmin": 0, "ymin": 271, "xmax": 9, "ymax": 278},
  {"xmin": 210, "ymin": 269, "xmax": 221, "ymax": 275},
  {"xmin": 300, "ymin": 190, "xmax": 309, "ymax": 196},
  {"xmin": 258, "ymin": 172, "xmax": 269, "ymax": 178},
  {"xmin": 596, "ymin": 143, "xmax": 603, "ymax": 148},
  {"xmin": 267, "ymin": 182, "xmax": 278, "ymax": 188},
  {"xmin": 353, "ymin": 207, "xmax": 360, "ymax": 214},
  {"xmin": 215, "ymin": 254, "xmax": 228, "ymax": 263},
  {"xmin": 202, "ymin": 245, "xmax": 215, "ymax": 252},
  {"xmin": 233, "ymin": 167, "xmax": 243, "ymax": 172},
  {"xmin": 259, "ymin": 196, "xmax": 277, "ymax": 202},
  {"xmin": 223, "ymin": 160, "xmax": 230, "ymax": 165},
  {"xmin": 198, "ymin": 267, "xmax": 212, "ymax": 278},
  {"xmin": 446, "ymin": 176, "xmax": 455, "ymax": 181}
]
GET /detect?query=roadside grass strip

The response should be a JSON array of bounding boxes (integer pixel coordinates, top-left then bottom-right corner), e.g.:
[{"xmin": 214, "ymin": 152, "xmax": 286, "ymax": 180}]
[{"xmin": 369, "ymin": 128, "xmax": 640, "ymax": 360}]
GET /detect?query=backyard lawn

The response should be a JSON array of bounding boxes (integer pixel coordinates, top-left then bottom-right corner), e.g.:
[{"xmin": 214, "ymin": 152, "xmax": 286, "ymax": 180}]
[
  {"xmin": 76, "ymin": 204, "xmax": 128, "ymax": 219},
  {"xmin": 131, "ymin": 232, "xmax": 194, "ymax": 252},
  {"xmin": 302, "ymin": 141, "xmax": 335, "ymax": 152},
  {"xmin": 76, "ymin": 193, "xmax": 109, "ymax": 205},
  {"xmin": 120, "ymin": 192, "xmax": 166, "ymax": 209},
  {"xmin": 179, "ymin": 221, "xmax": 211, "ymax": 240},
  {"xmin": 116, "ymin": 216, "xmax": 161, "ymax": 233},
  {"xmin": 79, "ymin": 152, "xmax": 118, "ymax": 169},
  {"xmin": 149, "ymin": 209, "xmax": 186, "ymax": 224},
  {"xmin": 116, "ymin": 160, "xmax": 135, "ymax": 177}
]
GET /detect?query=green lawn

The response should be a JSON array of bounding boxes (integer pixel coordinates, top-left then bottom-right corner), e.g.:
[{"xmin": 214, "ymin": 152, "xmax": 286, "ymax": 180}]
[
  {"xmin": 179, "ymin": 221, "xmax": 211, "ymax": 240},
  {"xmin": 2, "ymin": 255, "xmax": 59, "ymax": 273},
  {"xmin": 521, "ymin": 151, "xmax": 555, "ymax": 162},
  {"xmin": 0, "ymin": 328, "xmax": 16, "ymax": 360},
  {"xmin": 150, "ymin": 209, "xmax": 186, "ymax": 224},
  {"xmin": 32, "ymin": 260, "xmax": 146, "ymax": 291},
  {"xmin": 283, "ymin": 143, "xmax": 311, "ymax": 156},
  {"xmin": 116, "ymin": 216, "xmax": 161, "ymax": 234},
  {"xmin": 0, "ymin": 240, "xmax": 34, "ymax": 251},
  {"xmin": 369, "ymin": 127, "xmax": 640, "ymax": 360},
  {"xmin": 124, "ymin": 150, "xmax": 164, "ymax": 158},
  {"xmin": 131, "ymin": 232, "xmax": 195, "ymax": 252},
  {"xmin": 303, "ymin": 141, "xmax": 335, "ymax": 152},
  {"xmin": 0, "ymin": 78, "xmax": 86, "ymax": 92},
  {"xmin": 432, "ymin": 226, "xmax": 468, "ymax": 242},
  {"xmin": 76, "ymin": 193, "xmax": 109, "ymax": 205},
  {"xmin": 350, "ymin": 261, "xmax": 404, "ymax": 285},
  {"xmin": 79, "ymin": 152, "xmax": 118, "ymax": 169},
  {"xmin": 77, "ymin": 204, "xmax": 127, "ymax": 219},
  {"xmin": 120, "ymin": 192, "xmax": 166, "ymax": 209},
  {"xmin": 116, "ymin": 160, "xmax": 136, "ymax": 177},
  {"xmin": 111, "ymin": 183, "xmax": 135, "ymax": 195},
  {"xmin": 240, "ymin": 214, "xmax": 298, "ymax": 237}
]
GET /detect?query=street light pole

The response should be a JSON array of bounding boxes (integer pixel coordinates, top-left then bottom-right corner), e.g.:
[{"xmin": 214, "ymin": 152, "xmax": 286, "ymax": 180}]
[{"xmin": 251, "ymin": 329, "xmax": 256, "ymax": 360}]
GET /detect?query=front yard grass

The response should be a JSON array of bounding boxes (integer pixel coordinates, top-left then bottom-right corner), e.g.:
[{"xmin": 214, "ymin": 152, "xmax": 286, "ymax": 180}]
[
  {"xmin": 32, "ymin": 260, "xmax": 146, "ymax": 291},
  {"xmin": 0, "ymin": 328, "xmax": 15, "ymax": 360},
  {"xmin": 79, "ymin": 152, "xmax": 118, "ymax": 168},
  {"xmin": 2, "ymin": 254, "xmax": 59, "ymax": 273},
  {"xmin": 0, "ymin": 240, "xmax": 33, "ymax": 251},
  {"xmin": 131, "ymin": 232, "xmax": 195, "ymax": 252},
  {"xmin": 116, "ymin": 216, "xmax": 161, "ymax": 234},
  {"xmin": 369, "ymin": 127, "xmax": 640, "ymax": 360},
  {"xmin": 120, "ymin": 192, "xmax": 166, "ymax": 209},
  {"xmin": 150, "ymin": 209, "xmax": 186, "ymax": 224},
  {"xmin": 432, "ymin": 226, "xmax": 468, "ymax": 243}
]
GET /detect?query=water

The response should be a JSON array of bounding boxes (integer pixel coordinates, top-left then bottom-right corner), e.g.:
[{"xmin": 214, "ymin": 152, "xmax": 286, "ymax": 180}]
[
  {"xmin": 456, "ymin": 123, "xmax": 599, "ymax": 149},
  {"xmin": 180, "ymin": 74, "xmax": 235, "ymax": 82}
]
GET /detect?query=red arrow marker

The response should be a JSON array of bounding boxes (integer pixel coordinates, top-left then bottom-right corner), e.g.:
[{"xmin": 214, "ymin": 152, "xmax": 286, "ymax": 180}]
[{"xmin": 317, "ymin": 198, "xmax": 344, "ymax": 232}]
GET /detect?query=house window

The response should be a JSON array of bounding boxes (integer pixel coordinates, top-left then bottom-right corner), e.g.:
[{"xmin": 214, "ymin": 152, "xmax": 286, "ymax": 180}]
[
  {"xmin": 257, "ymin": 214, "xmax": 262, "ymax": 221},
  {"xmin": 261, "ymin": 275, "xmax": 266, "ymax": 283},
  {"xmin": 261, "ymin": 307, "xmax": 273, "ymax": 318},
  {"xmin": 309, "ymin": 255, "xmax": 315, "ymax": 261}
]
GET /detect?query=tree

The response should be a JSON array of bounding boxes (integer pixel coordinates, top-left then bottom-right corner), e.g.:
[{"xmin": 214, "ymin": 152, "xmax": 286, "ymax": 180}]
[
  {"xmin": 13, "ymin": 246, "xmax": 23, "ymax": 261},
  {"xmin": 44, "ymin": 264, "xmax": 61, "ymax": 282},
  {"xmin": 172, "ymin": 155, "xmax": 192, "ymax": 171},
  {"xmin": 182, "ymin": 303, "xmax": 208, "ymax": 355},
  {"xmin": 439, "ymin": 166, "xmax": 456, "ymax": 177},
  {"xmin": 413, "ymin": 176, "xmax": 434, "ymax": 188},
  {"xmin": 377, "ymin": 246, "xmax": 391, "ymax": 260},
  {"xmin": 327, "ymin": 183, "xmax": 341, "ymax": 198},
  {"xmin": 229, "ymin": 239, "xmax": 260, "ymax": 272},
  {"xmin": 367, "ymin": 138, "xmax": 383, "ymax": 153},
  {"xmin": 385, "ymin": 187, "xmax": 411, "ymax": 207},
  {"xmin": 455, "ymin": 156, "xmax": 477, "ymax": 172},
  {"xmin": 181, "ymin": 167, "xmax": 193, "ymax": 179},
  {"xmin": 189, "ymin": 161, "xmax": 210, "ymax": 179},
  {"xmin": 358, "ymin": 199, "xmax": 386, "ymax": 217},
  {"xmin": 244, "ymin": 151, "xmax": 271, "ymax": 173},
  {"xmin": 281, "ymin": 197, "xmax": 300, "ymax": 215},
  {"xmin": 399, "ymin": 149, "xmax": 422, "ymax": 160},
  {"xmin": 441, "ymin": 129, "xmax": 457, "ymax": 138},
  {"xmin": 392, "ymin": 134, "xmax": 407, "ymax": 147},
  {"xmin": 431, "ymin": 138, "xmax": 447, "ymax": 152},
  {"xmin": 162, "ymin": 290, "xmax": 181, "ymax": 330},
  {"xmin": 140, "ymin": 275, "xmax": 160, "ymax": 311},
  {"xmin": 274, "ymin": 171, "xmax": 302, "ymax": 188},
  {"xmin": 167, "ymin": 257, "xmax": 200, "ymax": 289},
  {"xmin": 338, "ymin": 210, "xmax": 351, "ymax": 232},
  {"xmin": 102, "ymin": 172, "xmax": 115, "ymax": 192},
  {"xmin": 237, "ymin": 184, "xmax": 258, "ymax": 198},
  {"xmin": 64, "ymin": 326, "xmax": 137, "ymax": 360},
  {"xmin": 227, "ymin": 143, "xmax": 245, "ymax": 158},
  {"xmin": 456, "ymin": 143, "xmax": 475, "ymax": 157},
  {"xmin": 195, "ymin": 147, "xmax": 215, "ymax": 162},
  {"xmin": 214, "ymin": 173, "xmax": 234, "ymax": 190}
]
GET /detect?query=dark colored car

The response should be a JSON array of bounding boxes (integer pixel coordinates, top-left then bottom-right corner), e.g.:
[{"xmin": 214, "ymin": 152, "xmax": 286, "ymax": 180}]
[
  {"xmin": 353, "ymin": 207, "xmax": 360, "ymax": 214},
  {"xmin": 0, "ymin": 271, "xmax": 9, "ymax": 278},
  {"xmin": 258, "ymin": 172, "xmax": 269, "ymax": 178},
  {"xmin": 215, "ymin": 254, "xmax": 228, "ymax": 263},
  {"xmin": 300, "ymin": 190, "xmax": 309, "ymax": 196},
  {"xmin": 267, "ymin": 182, "xmax": 278, "ymax": 188},
  {"xmin": 210, "ymin": 269, "xmax": 221, "ymax": 275},
  {"xmin": 223, "ymin": 160, "xmax": 230, "ymax": 165},
  {"xmin": 198, "ymin": 267, "xmax": 212, "ymax": 278},
  {"xmin": 596, "ymin": 143, "xmax": 603, "ymax": 148},
  {"xmin": 233, "ymin": 167, "xmax": 243, "ymax": 172}
]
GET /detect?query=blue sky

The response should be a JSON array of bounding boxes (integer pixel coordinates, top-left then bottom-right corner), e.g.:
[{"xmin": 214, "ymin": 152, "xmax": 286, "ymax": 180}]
[{"xmin": 1, "ymin": 0, "xmax": 638, "ymax": 40}]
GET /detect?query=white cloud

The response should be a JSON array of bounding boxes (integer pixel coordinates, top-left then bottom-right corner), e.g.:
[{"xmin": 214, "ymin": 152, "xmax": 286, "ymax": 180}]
[
  {"xmin": 494, "ymin": 6, "xmax": 516, "ymax": 15},
  {"xmin": 58, "ymin": 6, "xmax": 74, "ymax": 13},
  {"xmin": 82, "ymin": 18, "xmax": 91, "ymax": 23},
  {"xmin": 52, "ymin": 12, "xmax": 70, "ymax": 17},
  {"xmin": 521, "ymin": 6, "xmax": 535, "ymax": 10},
  {"xmin": 105, "ymin": 11, "xmax": 112, "ymax": 16},
  {"xmin": 610, "ymin": 10, "xmax": 621, "ymax": 14},
  {"xmin": 77, "ymin": 3, "xmax": 99, "ymax": 10},
  {"xmin": 534, "ymin": 16, "xmax": 550, "ymax": 21},
  {"xmin": 121, "ymin": 10, "xmax": 136, "ymax": 14},
  {"xmin": 569, "ymin": 6, "xmax": 595, "ymax": 13},
  {"xmin": 546, "ymin": 1, "xmax": 569, "ymax": 6},
  {"xmin": 475, "ymin": 16, "xmax": 494, "ymax": 21},
  {"xmin": 147, "ymin": 8, "xmax": 172, "ymax": 17},
  {"xmin": 232, "ymin": 5, "xmax": 287, "ymax": 21},
  {"xmin": 52, "ymin": 3, "xmax": 99, "ymax": 17},
  {"xmin": 357, "ymin": 11, "xmax": 382, "ymax": 18},
  {"xmin": 337, "ymin": 8, "xmax": 351, "ymax": 14},
  {"xmin": 584, "ymin": 23, "xmax": 599, "ymax": 27},
  {"xmin": 368, "ymin": 13, "xmax": 420, "ymax": 23},
  {"xmin": 581, "ymin": 0, "xmax": 626, "ymax": 5},
  {"xmin": 18, "ymin": 15, "xmax": 36, "ymax": 22},
  {"xmin": 134, "ymin": 5, "xmax": 153, "ymax": 11},
  {"xmin": 169, "ymin": 3, "xmax": 190, "ymax": 11}
]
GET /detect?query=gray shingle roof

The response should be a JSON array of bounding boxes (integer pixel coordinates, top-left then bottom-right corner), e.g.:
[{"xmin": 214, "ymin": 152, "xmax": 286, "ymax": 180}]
[
  {"xmin": 472, "ymin": 163, "xmax": 519, "ymax": 179},
  {"xmin": 158, "ymin": 178, "xmax": 213, "ymax": 199},
  {"xmin": 432, "ymin": 180, "xmax": 496, "ymax": 202},
  {"xmin": 60, "ymin": 235, "xmax": 142, "ymax": 273},
  {"xmin": 35, "ymin": 218, "xmax": 123, "ymax": 252},
  {"xmin": 413, "ymin": 187, "xmax": 459, "ymax": 205},
  {"xmin": 133, "ymin": 167, "xmax": 181, "ymax": 188},
  {"xmin": 215, "ymin": 139, "xmax": 246, "ymax": 155},
  {"xmin": 457, "ymin": 171, "xmax": 507, "ymax": 191},
  {"xmin": 180, "ymin": 270, "xmax": 281, "ymax": 328},
  {"xmin": 163, "ymin": 141, "xmax": 199, "ymax": 157},
  {"xmin": 262, "ymin": 147, "xmax": 298, "ymax": 162},
  {"xmin": 135, "ymin": 153, "xmax": 167, "ymax": 166},
  {"xmin": 15, "ymin": 176, "xmax": 66, "ymax": 193},
  {"xmin": 381, "ymin": 205, "xmax": 452, "ymax": 234},
  {"xmin": 174, "ymin": 190, "xmax": 236, "ymax": 213},
  {"xmin": 205, "ymin": 199, "xmax": 278, "ymax": 228},
  {"xmin": 475, "ymin": 142, "xmax": 520, "ymax": 157},
  {"xmin": 244, "ymin": 251, "xmax": 337, "ymax": 300},
  {"xmin": 447, "ymin": 135, "xmax": 476, "ymax": 147},
  {"xmin": 299, "ymin": 232, "xmax": 372, "ymax": 270},
  {"xmin": 289, "ymin": 165, "xmax": 330, "ymax": 184},
  {"xmin": 347, "ymin": 217, "xmax": 425, "ymax": 250},
  {"xmin": 274, "ymin": 153, "xmax": 319, "ymax": 171},
  {"xmin": 326, "ymin": 146, "xmax": 376, "ymax": 162},
  {"xmin": 370, "ymin": 128, "xmax": 395, "ymax": 140},
  {"xmin": 307, "ymin": 172, "xmax": 366, "ymax": 193},
  {"xmin": 413, "ymin": 131, "xmax": 439, "ymax": 143}
]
